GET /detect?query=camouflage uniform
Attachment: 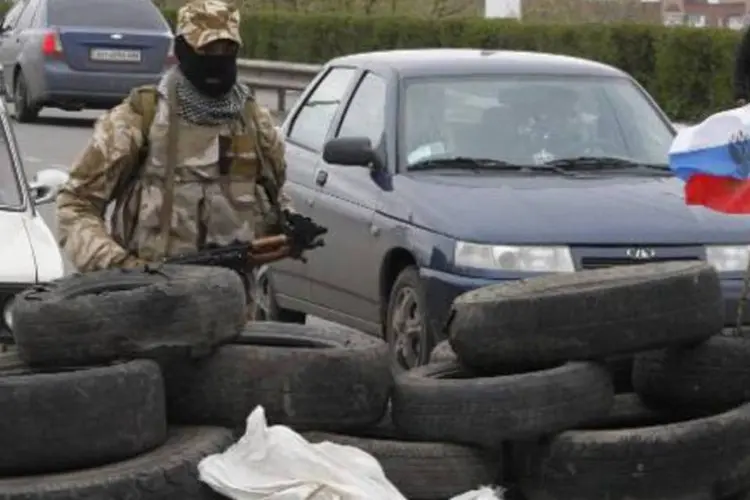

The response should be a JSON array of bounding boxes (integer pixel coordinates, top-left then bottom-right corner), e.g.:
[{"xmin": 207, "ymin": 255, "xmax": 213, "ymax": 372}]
[{"xmin": 56, "ymin": 0, "xmax": 291, "ymax": 272}]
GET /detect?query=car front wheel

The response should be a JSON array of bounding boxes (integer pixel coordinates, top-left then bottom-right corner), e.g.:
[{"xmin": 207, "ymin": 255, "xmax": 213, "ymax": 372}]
[
  {"xmin": 385, "ymin": 266, "xmax": 433, "ymax": 372},
  {"xmin": 248, "ymin": 267, "xmax": 306, "ymax": 324}
]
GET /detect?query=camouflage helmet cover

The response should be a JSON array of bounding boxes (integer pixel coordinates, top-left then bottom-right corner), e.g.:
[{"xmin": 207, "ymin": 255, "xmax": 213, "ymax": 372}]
[{"xmin": 176, "ymin": 0, "xmax": 242, "ymax": 49}]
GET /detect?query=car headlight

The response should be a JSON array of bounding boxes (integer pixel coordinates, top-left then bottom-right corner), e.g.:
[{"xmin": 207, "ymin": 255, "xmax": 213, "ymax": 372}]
[
  {"xmin": 706, "ymin": 245, "xmax": 750, "ymax": 272},
  {"xmin": 454, "ymin": 242, "xmax": 575, "ymax": 272},
  {"xmin": 3, "ymin": 298, "xmax": 14, "ymax": 331}
]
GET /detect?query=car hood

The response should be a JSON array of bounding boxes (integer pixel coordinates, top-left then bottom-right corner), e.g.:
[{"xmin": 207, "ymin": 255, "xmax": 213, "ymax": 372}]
[
  {"xmin": 0, "ymin": 210, "xmax": 37, "ymax": 283},
  {"xmin": 388, "ymin": 173, "xmax": 750, "ymax": 244}
]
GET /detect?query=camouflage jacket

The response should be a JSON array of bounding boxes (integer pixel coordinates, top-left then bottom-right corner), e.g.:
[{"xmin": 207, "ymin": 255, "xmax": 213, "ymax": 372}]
[{"xmin": 56, "ymin": 84, "xmax": 291, "ymax": 272}]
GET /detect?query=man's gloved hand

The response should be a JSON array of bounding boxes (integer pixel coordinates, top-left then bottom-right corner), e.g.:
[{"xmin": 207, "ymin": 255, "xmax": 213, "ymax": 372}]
[{"xmin": 284, "ymin": 210, "xmax": 312, "ymax": 228}]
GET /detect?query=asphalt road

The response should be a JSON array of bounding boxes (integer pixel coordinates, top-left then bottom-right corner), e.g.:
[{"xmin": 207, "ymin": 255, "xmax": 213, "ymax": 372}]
[{"xmin": 15, "ymin": 88, "xmax": 300, "ymax": 275}]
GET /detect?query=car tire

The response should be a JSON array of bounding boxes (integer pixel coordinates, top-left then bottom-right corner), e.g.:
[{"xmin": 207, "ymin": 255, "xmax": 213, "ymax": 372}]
[
  {"xmin": 161, "ymin": 321, "xmax": 392, "ymax": 432},
  {"xmin": 429, "ymin": 339, "xmax": 457, "ymax": 363},
  {"xmin": 248, "ymin": 267, "xmax": 306, "ymax": 324},
  {"xmin": 11, "ymin": 265, "xmax": 245, "ymax": 367},
  {"xmin": 13, "ymin": 72, "xmax": 39, "ymax": 123},
  {"xmin": 603, "ymin": 354, "xmax": 635, "ymax": 393},
  {"xmin": 513, "ymin": 399, "xmax": 750, "ymax": 500},
  {"xmin": 448, "ymin": 261, "xmax": 723, "ymax": 371},
  {"xmin": 0, "ymin": 352, "xmax": 167, "ymax": 476},
  {"xmin": 0, "ymin": 426, "xmax": 233, "ymax": 499},
  {"xmin": 391, "ymin": 360, "xmax": 614, "ymax": 449},
  {"xmin": 633, "ymin": 334, "xmax": 750, "ymax": 413},
  {"xmin": 385, "ymin": 266, "xmax": 434, "ymax": 372},
  {"xmin": 303, "ymin": 432, "xmax": 503, "ymax": 499}
]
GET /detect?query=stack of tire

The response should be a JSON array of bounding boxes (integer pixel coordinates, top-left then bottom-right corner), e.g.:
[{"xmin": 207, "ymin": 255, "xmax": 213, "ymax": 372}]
[
  {"xmin": 0, "ymin": 264, "xmax": 501, "ymax": 500},
  {"xmin": 413, "ymin": 260, "xmax": 750, "ymax": 500}
]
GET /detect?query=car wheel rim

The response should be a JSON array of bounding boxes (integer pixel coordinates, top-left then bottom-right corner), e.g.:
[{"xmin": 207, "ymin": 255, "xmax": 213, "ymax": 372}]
[{"xmin": 391, "ymin": 287, "xmax": 425, "ymax": 370}]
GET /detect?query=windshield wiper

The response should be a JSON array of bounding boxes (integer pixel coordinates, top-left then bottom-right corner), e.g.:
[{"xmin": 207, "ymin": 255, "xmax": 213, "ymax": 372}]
[
  {"xmin": 408, "ymin": 157, "xmax": 521, "ymax": 171},
  {"xmin": 543, "ymin": 156, "xmax": 670, "ymax": 172},
  {"xmin": 408, "ymin": 157, "xmax": 571, "ymax": 175}
]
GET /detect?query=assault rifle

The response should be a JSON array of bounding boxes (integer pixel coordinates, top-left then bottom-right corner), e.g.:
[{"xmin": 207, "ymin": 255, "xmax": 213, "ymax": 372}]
[{"xmin": 165, "ymin": 210, "xmax": 327, "ymax": 274}]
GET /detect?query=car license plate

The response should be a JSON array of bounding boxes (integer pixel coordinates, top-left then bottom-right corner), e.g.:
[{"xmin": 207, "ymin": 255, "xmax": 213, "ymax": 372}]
[{"xmin": 89, "ymin": 48, "xmax": 141, "ymax": 63}]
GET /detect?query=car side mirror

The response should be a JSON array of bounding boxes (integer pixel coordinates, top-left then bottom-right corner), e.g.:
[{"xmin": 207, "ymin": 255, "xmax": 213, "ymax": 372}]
[
  {"xmin": 323, "ymin": 136, "xmax": 374, "ymax": 167},
  {"xmin": 29, "ymin": 168, "xmax": 68, "ymax": 205}
]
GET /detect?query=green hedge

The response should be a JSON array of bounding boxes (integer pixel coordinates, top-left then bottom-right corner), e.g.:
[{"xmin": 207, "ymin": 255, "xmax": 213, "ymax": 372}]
[
  {"xmin": 172, "ymin": 11, "xmax": 742, "ymax": 122},
  {"xmin": 0, "ymin": 2, "xmax": 739, "ymax": 122}
]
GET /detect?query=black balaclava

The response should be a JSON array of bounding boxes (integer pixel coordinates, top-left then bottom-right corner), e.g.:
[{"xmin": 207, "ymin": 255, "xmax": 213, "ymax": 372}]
[{"xmin": 174, "ymin": 35, "xmax": 237, "ymax": 98}]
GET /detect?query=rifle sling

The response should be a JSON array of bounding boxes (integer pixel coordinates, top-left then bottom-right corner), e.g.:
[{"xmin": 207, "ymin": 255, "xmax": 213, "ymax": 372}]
[
  {"xmin": 158, "ymin": 72, "xmax": 180, "ymax": 257},
  {"xmin": 244, "ymin": 100, "xmax": 287, "ymax": 233}
]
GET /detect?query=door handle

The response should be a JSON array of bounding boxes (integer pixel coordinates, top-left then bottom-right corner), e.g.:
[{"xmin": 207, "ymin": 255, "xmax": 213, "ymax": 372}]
[{"xmin": 315, "ymin": 169, "xmax": 328, "ymax": 187}]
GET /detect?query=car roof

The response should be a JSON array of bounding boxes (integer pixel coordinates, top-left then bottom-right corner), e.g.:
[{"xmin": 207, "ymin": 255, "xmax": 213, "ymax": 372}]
[{"xmin": 329, "ymin": 49, "xmax": 628, "ymax": 79}]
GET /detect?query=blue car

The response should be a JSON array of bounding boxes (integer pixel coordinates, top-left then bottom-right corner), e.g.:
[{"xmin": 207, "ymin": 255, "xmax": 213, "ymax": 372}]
[
  {"xmin": 254, "ymin": 49, "xmax": 750, "ymax": 370},
  {"xmin": 0, "ymin": 0, "xmax": 173, "ymax": 122}
]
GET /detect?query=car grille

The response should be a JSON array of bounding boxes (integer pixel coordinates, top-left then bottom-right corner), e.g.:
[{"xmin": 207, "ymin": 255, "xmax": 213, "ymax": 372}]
[{"xmin": 580, "ymin": 257, "xmax": 700, "ymax": 270}]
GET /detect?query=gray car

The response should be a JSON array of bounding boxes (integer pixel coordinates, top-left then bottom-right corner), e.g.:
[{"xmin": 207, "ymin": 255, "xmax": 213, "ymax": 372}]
[{"xmin": 255, "ymin": 49, "xmax": 750, "ymax": 370}]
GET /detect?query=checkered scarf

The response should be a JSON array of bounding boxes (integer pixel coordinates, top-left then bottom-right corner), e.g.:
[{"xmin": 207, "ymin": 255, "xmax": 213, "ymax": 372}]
[{"xmin": 158, "ymin": 68, "xmax": 250, "ymax": 126}]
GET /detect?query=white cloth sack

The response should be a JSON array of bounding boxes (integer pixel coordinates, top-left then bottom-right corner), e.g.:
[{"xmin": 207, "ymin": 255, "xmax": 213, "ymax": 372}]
[{"xmin": 198, "ymin": 406, "xmax": 503, "ymax": 500}]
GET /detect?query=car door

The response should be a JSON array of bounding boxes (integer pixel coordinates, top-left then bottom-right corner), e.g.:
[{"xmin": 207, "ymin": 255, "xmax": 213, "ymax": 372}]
[
  {"xmin": 270, "ymin": 65, "xmax": 359, "ymax": 309},
  {"xmin": 307, "ymin": 70, "xmax": 388, "ymax": 328},
  {"xmin": 0, "ymin": 0, "xmax": 28, "ymax": 94}
]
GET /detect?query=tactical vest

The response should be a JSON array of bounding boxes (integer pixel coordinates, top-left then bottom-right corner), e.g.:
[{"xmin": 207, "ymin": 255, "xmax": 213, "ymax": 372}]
[{"xmin": 108, "ymin": 83, "xmax": 282, "ymax": 262}]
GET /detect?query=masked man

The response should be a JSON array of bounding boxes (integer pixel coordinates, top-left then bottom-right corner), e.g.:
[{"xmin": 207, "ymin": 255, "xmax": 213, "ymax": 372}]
[{"xmin": 56, "ymin": 0, "xmax": 293, "ymax": 281}]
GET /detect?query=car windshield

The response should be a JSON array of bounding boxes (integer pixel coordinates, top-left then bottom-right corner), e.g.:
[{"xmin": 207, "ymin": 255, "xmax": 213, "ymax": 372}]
[
  {"xmin": 47, "ymin": 0, "xmax": 168, "ymax": 30},
  {"xmin": 399, "ymin": 75, "xmax": 675, "ymax": 171},
  {"xmin": 0, "ymin": 127, "xmax": 23, "ymax": 209}
]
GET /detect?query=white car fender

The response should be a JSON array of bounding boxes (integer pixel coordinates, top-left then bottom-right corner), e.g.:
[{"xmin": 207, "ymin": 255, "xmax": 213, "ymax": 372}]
[{"xmin": 23, "ymin": 214, "xmax": 65, "ymax": 283}]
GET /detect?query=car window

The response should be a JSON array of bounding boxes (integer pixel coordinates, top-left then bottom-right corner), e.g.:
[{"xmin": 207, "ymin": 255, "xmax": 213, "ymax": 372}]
[
  {"xmin": 2, "ymin": 1, "xmax": 27, "ymax": 31},
  {"xmin": 47, "ymin": 0, "xmax": 168, "ymax": 30},
  {"xmin": 16, "ymin": 0, "xmax": 39, "ymax": 30},
  {"xmin": 336, "ymin": 72, "xmax": 386, "ymax": 146},
  {"xmin": 288, "ymin": 67, "xmax": 357, "ymax": 151},
  {"xmin": 0, "ymin": 125, "xmax": 23, "ymax": 209},
  {"xmin": 399, "ymin": 75, "xmax": 675, "ymax": 169}
]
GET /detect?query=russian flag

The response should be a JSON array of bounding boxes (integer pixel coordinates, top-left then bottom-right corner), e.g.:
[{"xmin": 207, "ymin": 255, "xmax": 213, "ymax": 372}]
[{"xmin": 669, "ymin": 107, "xmax": 750, "ymax": 214}]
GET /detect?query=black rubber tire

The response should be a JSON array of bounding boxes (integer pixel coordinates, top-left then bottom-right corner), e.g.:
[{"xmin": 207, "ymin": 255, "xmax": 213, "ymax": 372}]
[
  {"xmin": 303, "ymin": 432, "xmax": 502, "ymax": 499},
  {"xmin": 633, "ymin": 335, "xmax": 750, "ymax": 413},
  {"xmin": 447, "ymin": 261, "xmax": 722, "ymax": 371},
  {"xmin": 0, "ymin": 426, "xmax": 232, "ymax": 499},
  {"xmin": 391, "ymin": 360, "xmax": 614, "ymax": 448},
  {"xmin": 0, "ymin": 352, "xmax": 167, "ymax": 476},
  {"xmin": 385, "ymin": 266, "xmax": 434, "ymax": 372},
  {"xmin": 603, "ymin": 355, "xmax": 634, "ymax": 393},
  {"xmin": 577, "ymin": 393, "xmax": 669, "ymax": 429},
  {"xmin": 428, "ymin": 339, "xmax": 457, "ymax": 363},
  {"xmin": 11, "ymin": 265, "xmax": 245, "ymax": 366},
  {"xmin": 162, "ymin": 321, "xmax": 391, "ymax": 431},
  {"xmin": 536, "ymin": 393, "xmax": 750, "ymax": 500},
  {"xmin": 513, "ymin": 401, "xmax": 750, "ymax": 500},
  {"xmin": 718, "ymin": 454, "xmax": 750, "ymax": 499},
  {"xmin": 13, "ymin": 72, "xmax": 39, "ymax": 123}
]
